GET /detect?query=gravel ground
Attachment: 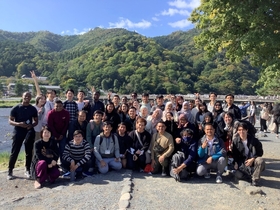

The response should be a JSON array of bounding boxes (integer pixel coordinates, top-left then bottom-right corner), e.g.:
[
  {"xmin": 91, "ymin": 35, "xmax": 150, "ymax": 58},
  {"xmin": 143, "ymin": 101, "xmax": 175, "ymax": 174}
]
[{"xmin": 0, "ymin": 108, "xmax": 279, "ymax": 210}]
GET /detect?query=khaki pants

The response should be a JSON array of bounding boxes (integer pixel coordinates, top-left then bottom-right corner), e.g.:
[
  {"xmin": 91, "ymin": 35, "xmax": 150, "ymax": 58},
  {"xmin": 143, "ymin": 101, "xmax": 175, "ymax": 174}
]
[{"xmin": 235, "ymin": 157, "xmax": 265, "ymax": 181}]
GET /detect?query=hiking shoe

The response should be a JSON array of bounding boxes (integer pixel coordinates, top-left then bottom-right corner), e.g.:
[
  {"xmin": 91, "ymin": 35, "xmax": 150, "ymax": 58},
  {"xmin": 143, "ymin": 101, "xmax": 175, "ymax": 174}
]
[
  {"xmin": 82, "ymin": 171, "xmax": 94, "ymax": 177},
  {"xmin": 216, "ymin": 175, "xmax": 223, "ymax": 183},
  {"xmin": 24, "ymin": 170, "xmax": 31, "ymax": 179},
  {"xmin": 7, "ymin": 172, "xmax": 14, "ymax": 180},
  {"xmin": 204, "ymin": 173, "xmax": 211, "ymax": 179}
]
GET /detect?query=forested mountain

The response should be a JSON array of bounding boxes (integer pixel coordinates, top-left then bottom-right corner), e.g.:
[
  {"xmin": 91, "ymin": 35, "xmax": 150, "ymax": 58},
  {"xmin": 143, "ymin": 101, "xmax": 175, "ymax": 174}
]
[{"xmin": 0, "ymin": 28, "xmax": 260, "ymax": 95}]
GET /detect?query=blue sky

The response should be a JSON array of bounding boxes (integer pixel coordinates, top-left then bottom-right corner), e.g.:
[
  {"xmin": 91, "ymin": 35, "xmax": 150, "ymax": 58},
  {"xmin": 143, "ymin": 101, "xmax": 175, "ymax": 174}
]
[{"xmin": 0, "ymin": 0, "xmax": 200, "ymax": 37}]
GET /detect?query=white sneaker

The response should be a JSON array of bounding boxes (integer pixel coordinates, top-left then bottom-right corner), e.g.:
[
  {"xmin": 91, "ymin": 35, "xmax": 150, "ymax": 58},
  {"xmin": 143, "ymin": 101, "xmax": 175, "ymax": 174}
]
[
  {"xmin": 204, "ymin": 173, "xmax": 211, "ymax": 179},
  {"xmin": 161, "ymin": 171, "xmax": 167, "ymax": 177},
  {"xmin": 216, "ymin": 175, "xmax": 223, "ymax": 183},
  {"xmin": 7, "ymin": 172, "xmax": 14, "ymax": 180},
  {"xmin": 24, "ymin": 170, "xmax": 31, "ymax": 179}
]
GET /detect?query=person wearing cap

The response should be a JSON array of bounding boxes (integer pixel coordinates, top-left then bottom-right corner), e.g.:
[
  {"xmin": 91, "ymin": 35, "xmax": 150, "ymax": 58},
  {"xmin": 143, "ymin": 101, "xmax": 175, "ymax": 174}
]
[
  {"xmin": 223, "ymin": 94, "xmax": 241, "ymax": 120},
  {"xmin": 94, "ymin": 121, "xmax": 122, "ymax": 174},
  {"xmin": 150, "ymin": 94, "xmax": 165, "ymax": 114},
  {"xmin": 140, "ymin": 93, "xmax": 152, "ymax": 113},
  {"xmin": 83, "ymin": 91, "xmax": 105, "ymax": 121}
]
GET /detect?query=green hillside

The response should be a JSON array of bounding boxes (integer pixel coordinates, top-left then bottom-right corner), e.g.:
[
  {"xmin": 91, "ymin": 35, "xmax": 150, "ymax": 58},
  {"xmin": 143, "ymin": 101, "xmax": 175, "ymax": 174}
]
[{"xmin": 0, "ymin": 28, "xmax": 260, "ymax": 95}]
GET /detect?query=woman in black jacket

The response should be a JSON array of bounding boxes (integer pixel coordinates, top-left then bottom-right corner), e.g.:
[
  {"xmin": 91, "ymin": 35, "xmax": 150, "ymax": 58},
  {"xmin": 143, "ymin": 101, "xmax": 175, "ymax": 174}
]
[{"xmin": 31, "ymin": 126, "xmax": 60, "ymax": 189}]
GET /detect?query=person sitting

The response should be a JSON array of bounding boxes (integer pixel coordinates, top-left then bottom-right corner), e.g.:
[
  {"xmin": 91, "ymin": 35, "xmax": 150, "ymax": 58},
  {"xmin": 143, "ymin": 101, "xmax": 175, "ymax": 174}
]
[
  {"xmin": 62, "ymin": 130, "xmax": 92, "ymax": 181},
  {"xmin": 150, "ymin": 120, "xmax": 174, "ymax": 176},
  {"xmin": 127, "ymin": 118, "xmax": 151, "ymax": 171},
  {"xmin": 94, "ymin": 121, "xmax": 122, "ymax": 174},
  {"xmin": 231, "ymin": 122, "xmax": 265, "ymax": 186},
  {"xmin": 31, "ymin": 126, "xmax": 60, "ymax": 189},
  {"xmin": 170, "ymin": 128, "xmax": 198, "ymax": 182},
  {"xmin": 196, "ymin": 123, "xmax": 226, "ymax": 183},
  {"xmin": 146, "ymin": 108, "xmax": 163, "ymax": 135}
]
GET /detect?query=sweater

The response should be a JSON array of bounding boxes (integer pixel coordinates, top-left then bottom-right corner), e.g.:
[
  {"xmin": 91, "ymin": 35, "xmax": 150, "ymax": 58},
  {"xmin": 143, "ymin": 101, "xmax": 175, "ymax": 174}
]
[
  {"xmin": 47, "ymin": 109, "xmax": 70, "ymax": 138},
  {"xmin": 62, "ymin": 139, "xmax": 91, "ymax": 167},
  {"xmin": 151, "ymin": 131, "xmax": 174, "ymax": 160}
]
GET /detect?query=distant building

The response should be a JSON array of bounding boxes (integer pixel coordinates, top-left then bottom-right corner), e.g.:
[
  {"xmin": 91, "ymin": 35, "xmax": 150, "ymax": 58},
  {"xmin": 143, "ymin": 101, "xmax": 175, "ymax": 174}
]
[{"xmin": 7, "ymin": 83, "xmax": 61, "ymax": 96}]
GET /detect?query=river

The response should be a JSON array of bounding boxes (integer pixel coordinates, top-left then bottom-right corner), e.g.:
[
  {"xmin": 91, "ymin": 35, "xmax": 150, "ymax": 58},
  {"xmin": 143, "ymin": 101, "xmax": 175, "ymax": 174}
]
[{"xmin": 0, "ymin": 108, "xmax": 14, "ymax": 153}]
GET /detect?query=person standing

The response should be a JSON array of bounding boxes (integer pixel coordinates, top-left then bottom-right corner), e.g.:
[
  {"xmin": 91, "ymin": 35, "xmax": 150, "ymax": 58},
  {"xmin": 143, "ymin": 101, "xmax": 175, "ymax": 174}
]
[
  {"xmin": 207, "ymin": 92, "xmax": 217, "ymax": 113},
  {"xmin": 63, "ymin": 89, "xmax": 78, "ymax": 123},
  {"xmin": 7, "ymin": 92, "xmax": 38, "ymax": 180},
  {"xmin": 223, "ymin": 94, "xmax": 241, "ymax": 120}
]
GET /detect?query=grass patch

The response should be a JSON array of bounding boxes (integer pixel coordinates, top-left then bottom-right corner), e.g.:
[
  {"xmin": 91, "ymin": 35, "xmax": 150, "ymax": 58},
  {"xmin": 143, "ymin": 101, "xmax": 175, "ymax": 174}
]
[{"xmin": 0, "ymin": 151, "xmax": 25, "ymax": 171}]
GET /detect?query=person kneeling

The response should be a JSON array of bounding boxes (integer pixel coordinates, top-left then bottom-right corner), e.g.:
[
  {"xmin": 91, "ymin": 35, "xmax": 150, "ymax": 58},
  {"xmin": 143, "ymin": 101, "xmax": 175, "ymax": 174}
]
[
  {"xmin": 62, "ymin": 130, "xmax": 92, "ymax": 181},
  {"xmin": 31, "ymin": 126, "xmax": 60, "ymax": 189},
  {"xmin": 231, "ymin": 122, "xmax": 265, "ymax": 186},
  {"xmin": 196, "ymin": 123, "xmax": 227, "ymax": 183},
  {"xmin": 94, "ymin": 121, "xmax": 122, "ymax": 174},
  {"xmin": 151, "ymin": 121, "xmax": 174, "ymax": 176},
  {"xmin": 170, "ymin": 128, "xmax": 197, "ymax": 181}
]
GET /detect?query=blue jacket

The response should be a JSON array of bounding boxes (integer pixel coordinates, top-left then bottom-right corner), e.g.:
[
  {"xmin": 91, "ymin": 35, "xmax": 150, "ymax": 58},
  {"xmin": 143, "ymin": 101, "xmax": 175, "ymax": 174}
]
[{"xmin": 197, "ymin": 135, "xmax": 226, "ymax": 164}]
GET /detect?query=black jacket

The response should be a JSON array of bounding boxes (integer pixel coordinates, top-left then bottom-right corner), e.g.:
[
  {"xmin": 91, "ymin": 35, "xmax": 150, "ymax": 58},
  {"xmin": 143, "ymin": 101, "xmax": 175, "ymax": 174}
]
[{"xmin": 232, "ymin": 134, "xmax": 263, "ymax": 166}]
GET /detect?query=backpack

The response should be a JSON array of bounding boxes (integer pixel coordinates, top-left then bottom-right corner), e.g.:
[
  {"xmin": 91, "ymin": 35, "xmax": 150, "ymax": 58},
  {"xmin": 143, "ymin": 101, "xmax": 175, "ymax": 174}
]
[
  {"xmin": 170, "ymin": 151, "xmax": 188, "ymax": 181},
  {"xmin": 99, "ymin": 134, "xmax": 117, "ymax": 145}
]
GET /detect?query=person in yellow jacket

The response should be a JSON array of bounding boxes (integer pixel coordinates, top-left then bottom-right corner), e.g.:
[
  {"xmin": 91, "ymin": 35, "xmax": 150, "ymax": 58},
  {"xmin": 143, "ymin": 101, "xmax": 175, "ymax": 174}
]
[{"xmin": 151, "ymin": 120, "xmax": 174, "ymax": 176}]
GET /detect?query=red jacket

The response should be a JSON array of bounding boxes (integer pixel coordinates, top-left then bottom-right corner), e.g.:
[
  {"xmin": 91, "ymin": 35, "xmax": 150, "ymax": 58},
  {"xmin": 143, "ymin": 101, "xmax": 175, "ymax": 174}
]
[{"xmin": 47, "ymin": 109, "xmax": 70, "ymax": 138}]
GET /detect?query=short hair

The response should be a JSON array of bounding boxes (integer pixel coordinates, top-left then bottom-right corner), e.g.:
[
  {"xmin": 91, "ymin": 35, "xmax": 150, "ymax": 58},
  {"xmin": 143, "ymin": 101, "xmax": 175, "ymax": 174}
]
[
  {"xmin": 209, "ymin": 92, "xmax": 217, "ymax": 97},
  {"xmin": 40, "ymin": 126, "xmax": 51, "ymax": 138},
  {"xmin": 47, "ymin": 89, "xmax": 56, "ymax": 95},
  {"xmin": 225, "ymin": 93, "xmax": 234, "ymax": 99},
  {"xmin": 113, "ymin": 94, "xmax": 120, "ymax": 99},
  {"xmin": 78, "ymin": 110, "xmax": 87, "ymax": 115},
  {"xmin": 103, "ymin": 121, "xmax": 113, "ymax": 126},
  {"xmin": 66, "ymin": 89, "xmax": 74, "ymax": 94},
  {"xmin": 166, "ymin": 111, "xmax": 173, "ymax": 117},
  {"xmin": 142, "ymin": 93, "xmax": 149, "ymax": 97},
  {"xmin": 129, "ymin": 106, "xmax": 137, "ymax": 111},
  {"xmin": 78, "ymin": 90, "xmax": 85, "ymax": 95},
  {"xmin": 55, "ymin": 100, "xmax": 63, "ymax": 105},
  {"xmin": 94, "ymin": 110, "xmax": 104, "ymax": 116},
  {"xmin": 237, "ymin": 122, "xmax": 248, "ymax": 130},
  {"xmin": 157, "ymin": 120, "xmax": 166, "ymax": 126},
  {"xmin": 118, "ymin": 122, "xmax": 127, "ymax": 128},
  {"xmin": 204, "ymin": 122, "xmax": 214, "ymax": 129},
  {"xmin": 180, "ymin": 128, "xmax": 194, "ymax": 137},
  {"xmin": 156, "ymin": 94, "xmax": 164, "ymax": 99},
  {"xmin": 136, "ymin": 117, "xmax": 147, "ymax": 126},
  {"xmin": 73, "ymin": 130, "xmax": 84, "ymax": 137},
  {"xmin": 94, "ymin": 91, "xmax": 101, "ymax": 95}
]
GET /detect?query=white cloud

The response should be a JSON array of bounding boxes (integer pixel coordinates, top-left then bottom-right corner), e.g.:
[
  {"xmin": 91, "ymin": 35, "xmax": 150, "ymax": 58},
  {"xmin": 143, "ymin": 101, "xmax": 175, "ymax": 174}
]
[
  {"xmin": 168, "ymin": 19, "xmax": 192, "ymax": 28},
  {"xmin": 168, "ymin": 0, "xmax": 200, "ymax": 9},
  {"xmin": 60, "ymin": 28, "xmax": 92, "ymax": 35},
  {"xmin": 109, "ymin": 18, "xmax": 151, "ymax": 29},
  {"xmin": 161, "ymin": 8, "xmax": 190, "ymax": 16},
  {"xmin": 152, "ymin": 17, "xmax": 160, "ymax": 21}
]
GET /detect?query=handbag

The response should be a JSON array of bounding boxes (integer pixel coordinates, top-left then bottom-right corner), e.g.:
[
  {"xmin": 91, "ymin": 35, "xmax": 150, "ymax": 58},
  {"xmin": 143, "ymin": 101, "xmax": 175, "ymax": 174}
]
[
  {"xmin": 153, "ymin": 133, "xmax": 167, "ymax": 154},
  {"xmin": 135, "ymin": 131, "xmax": 151, "ymax": 164},
  {"xmin": 261, "ymin": 111, "xmax": 269, "ymax": 120}
]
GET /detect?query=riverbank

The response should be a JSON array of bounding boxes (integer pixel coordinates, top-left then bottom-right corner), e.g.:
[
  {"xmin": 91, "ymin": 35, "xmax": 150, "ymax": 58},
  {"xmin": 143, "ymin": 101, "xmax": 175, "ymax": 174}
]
[{"xmin": 0, "ymin": 120, "xmax": 279, "ymax": 209}]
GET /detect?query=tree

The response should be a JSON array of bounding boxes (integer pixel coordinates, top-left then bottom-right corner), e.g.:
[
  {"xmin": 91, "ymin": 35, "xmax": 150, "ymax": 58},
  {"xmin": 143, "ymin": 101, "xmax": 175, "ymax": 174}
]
[
  {"xmin": 15, "ymin": 81, "xmax": 29, "ymax": 96},
  {"xmin": 190, "ymin": 0, "xmax": 280, "ymax": 94}
]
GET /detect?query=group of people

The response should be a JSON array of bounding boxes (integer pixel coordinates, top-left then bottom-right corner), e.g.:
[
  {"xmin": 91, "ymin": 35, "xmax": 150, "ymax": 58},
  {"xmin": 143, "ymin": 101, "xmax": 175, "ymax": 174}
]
[{"xmin": 7, "ymin": 73, "xmax": 274, "ymax": 189}]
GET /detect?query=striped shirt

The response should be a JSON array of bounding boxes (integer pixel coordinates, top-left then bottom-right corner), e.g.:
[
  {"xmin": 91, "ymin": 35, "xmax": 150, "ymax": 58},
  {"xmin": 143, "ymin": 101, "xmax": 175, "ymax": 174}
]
[{"xmin": 62, "ymin": 139, "xmax": 91, "ymax": 167}]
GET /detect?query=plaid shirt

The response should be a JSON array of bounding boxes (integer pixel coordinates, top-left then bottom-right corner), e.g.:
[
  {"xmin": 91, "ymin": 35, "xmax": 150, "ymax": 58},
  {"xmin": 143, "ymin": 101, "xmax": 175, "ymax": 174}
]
[{"xmin": 63, "ymin": 100, "xmax": 78, "ymax": 122}]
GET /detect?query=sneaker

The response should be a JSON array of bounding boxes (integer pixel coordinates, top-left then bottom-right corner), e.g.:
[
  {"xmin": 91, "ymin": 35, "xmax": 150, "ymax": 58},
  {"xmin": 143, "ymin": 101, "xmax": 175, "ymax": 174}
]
[
  {"xmin": 88, "ymin": 167, "xmax": 94, "ymax": 173},
  {"xmin": 82, "ymin": 171, "xmax": 94, "ymax": 177},
  {"xmin": 161, "ymin": 171, "xmax": 167, "ymax": 177},
  {"xmin": 7, "ymin": 172, "xmax": 14, "ymax": 180},
  {"xmin": 216, "ymin": 175, "xmax": 223, "ymax": 183},
  {"xmin": 62, "ymin": 171, "xmax": 71, "ymax": 179},
  {"xmin": 204, "ymin": 173, "xmax": 211, "ymax": 179},
  {"xmin": 24, "ymin": 170, "xmax": 31, "ymax": 179}
]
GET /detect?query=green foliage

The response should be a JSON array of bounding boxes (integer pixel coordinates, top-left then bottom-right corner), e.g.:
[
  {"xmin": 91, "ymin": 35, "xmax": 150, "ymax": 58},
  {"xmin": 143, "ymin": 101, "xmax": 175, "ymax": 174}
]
[
  {"xmin": 189, "ymin": 0, "xmax": 280, "ymax": 94},
  {"xmin": 14, "ymin": 81, "xmax": 29, "ymax": 96},
  {"xmin": 0, "ymin": 27, "xmax": 262, "ymax": 95}
]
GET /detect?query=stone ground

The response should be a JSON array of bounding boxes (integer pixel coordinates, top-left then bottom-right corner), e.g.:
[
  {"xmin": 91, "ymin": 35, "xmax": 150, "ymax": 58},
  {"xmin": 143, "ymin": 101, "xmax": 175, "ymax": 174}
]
[{"xmin": 0, "ymin": 123, "xmax": 279, "ymax": 210}]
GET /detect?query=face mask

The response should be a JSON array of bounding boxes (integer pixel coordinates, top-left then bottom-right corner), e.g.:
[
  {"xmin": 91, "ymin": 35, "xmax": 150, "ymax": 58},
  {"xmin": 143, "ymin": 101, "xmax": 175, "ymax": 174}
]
[{"xmin": 182, "ymin": 136, "xmax": 191, "ymax": 143}]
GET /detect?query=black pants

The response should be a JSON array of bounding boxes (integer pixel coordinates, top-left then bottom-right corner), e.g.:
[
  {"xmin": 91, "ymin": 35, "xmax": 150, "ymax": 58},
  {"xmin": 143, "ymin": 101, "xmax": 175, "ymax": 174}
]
[
  {"xmin": 260, "ymin": 118, "xmax": 267, "ymax": 131},
  {"xmin": 126, "ymin": 153, "xmax": 146, "ymax": 171},
  {"xmin": 9, "ymin": 128, "xmax": 35, "ymax": 172}
]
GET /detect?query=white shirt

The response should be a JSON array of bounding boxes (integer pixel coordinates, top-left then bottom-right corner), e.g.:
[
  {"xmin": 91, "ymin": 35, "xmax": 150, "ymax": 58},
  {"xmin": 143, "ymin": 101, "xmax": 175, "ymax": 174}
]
[{"xmin": 242, "ymin": 140, "xmax": 249, "ymax": 156}]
